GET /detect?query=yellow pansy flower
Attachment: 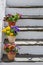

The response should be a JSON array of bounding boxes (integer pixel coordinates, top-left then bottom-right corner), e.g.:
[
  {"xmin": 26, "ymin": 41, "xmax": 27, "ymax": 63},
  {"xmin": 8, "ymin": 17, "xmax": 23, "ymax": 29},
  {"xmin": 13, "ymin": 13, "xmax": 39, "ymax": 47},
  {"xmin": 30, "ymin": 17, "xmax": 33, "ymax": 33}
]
[
  {"xmin": 6, "ymin": 26, "xmax": 10, "ymax": 31},
  {"xmin": 10, "ymin": 33, "xmax": 14, "ymax": 36},
  {"xmin": 6, "ymin": 31, "xmax": 10, "ymax": 34}
]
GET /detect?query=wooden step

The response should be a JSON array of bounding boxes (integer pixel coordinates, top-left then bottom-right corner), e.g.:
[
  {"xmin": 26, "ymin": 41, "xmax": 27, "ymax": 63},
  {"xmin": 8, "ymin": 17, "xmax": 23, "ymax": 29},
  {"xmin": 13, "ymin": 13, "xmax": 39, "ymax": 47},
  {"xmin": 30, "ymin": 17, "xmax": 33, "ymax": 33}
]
[
  {"xmin": 6, "ymin": 0, "xmax": 43, "ymax": 8},
  {"xmin": 6, "ymin": 8, "xmax": 43, "ymax": 16},
  {"xmin": 2, "ymin": 54, "xmax": 43, "ymax": 62}
]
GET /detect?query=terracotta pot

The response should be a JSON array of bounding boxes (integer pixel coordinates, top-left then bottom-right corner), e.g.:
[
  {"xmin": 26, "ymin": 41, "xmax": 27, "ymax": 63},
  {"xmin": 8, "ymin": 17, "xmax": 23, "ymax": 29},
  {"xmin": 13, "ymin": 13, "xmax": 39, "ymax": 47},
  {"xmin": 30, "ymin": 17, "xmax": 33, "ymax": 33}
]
[
  {"xmin": 7, "ymin": 52, "xmax": 16, "ymax": 61},
  {"xmin": 7, "ymin": 36, "xmax": 16, "ymax": 43},
  {"xmin": 8, "ymin": 22, "xmax": 16, "ymax": 27}
]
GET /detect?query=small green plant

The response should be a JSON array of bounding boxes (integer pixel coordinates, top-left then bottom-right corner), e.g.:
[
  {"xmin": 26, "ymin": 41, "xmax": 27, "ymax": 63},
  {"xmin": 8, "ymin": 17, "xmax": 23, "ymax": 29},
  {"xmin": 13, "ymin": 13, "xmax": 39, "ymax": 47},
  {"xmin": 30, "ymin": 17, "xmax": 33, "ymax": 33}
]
[
  {"xmin": 4, "ymin": 44, "xmax": 18, "ymax": 53},
  {"xmin": 2, "ymin": 26, "xmax": 20, "ymax": 36},
  {"xmin": 4, "ymin": 13, "xmax": 21, "ymax": 22}
]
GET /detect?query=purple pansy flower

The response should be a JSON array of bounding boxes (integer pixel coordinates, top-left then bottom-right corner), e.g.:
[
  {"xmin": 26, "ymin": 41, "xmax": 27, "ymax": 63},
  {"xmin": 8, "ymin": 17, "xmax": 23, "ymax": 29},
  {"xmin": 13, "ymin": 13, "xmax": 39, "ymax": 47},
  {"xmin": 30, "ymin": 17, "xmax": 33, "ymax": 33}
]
[
  {"xmin": 11, "ymin": 26, "xmax": 20, "ymax": 31},
  {"xmin": 15, "ymin": 31, "xmax": 17, "ymax": 33}
]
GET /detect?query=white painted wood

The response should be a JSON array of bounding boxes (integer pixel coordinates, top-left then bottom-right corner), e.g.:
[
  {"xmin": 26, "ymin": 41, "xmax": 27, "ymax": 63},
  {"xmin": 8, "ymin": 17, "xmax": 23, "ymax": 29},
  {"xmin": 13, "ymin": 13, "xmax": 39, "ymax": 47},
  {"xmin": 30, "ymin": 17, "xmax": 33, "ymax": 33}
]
[
  {"xmin": 16, "ymin": 32, "xmax": 43, "ymax": 39},
  {"xmin": 6, "ymin": 8, "xmax": 43, "ymax": 15},
  {"xmin": 39, "ymin": 8, "xmax": 43, "ymax": 15},
  {"xmin": 31, "ymin": 58, "xmax": 43, "ymax": 61},
  {"xmin": 4, "ymin": 0, "xmax": 43, "ymax": 62},
  {"xmin": 6, "ymin": 0, "xmax": 43, "ymax": 6},
  {"xmin": 1, "ymin": 62, "xmax": 43, "ymax": 65},
  {"xmin": 15, "ymin": 41, "xmax": 43, "ymax": 45},
  {"xmin": 16, "ymin": 19, "xmax": 43, "ymax": 26},
  {"xmin": 15, "ymin": 58, "xmax": 29, "ymax": 61},
  {"xmin": 18, "ymin": 46, "xmax": 43, "ymax": 54},
  {"xmin": 15, "ymin": 57, "xmax": 43, "ymax": 62},
  {"xmin": 4, "ymin": 19, "xmax": 43, "ymax": 27},
  {"xmin": 19, "ymin": 28, "xmax": 43, "ymax": 31},
  {"xmin": 15, "ymin": 58, "xmax": 43, "ymax": 61},
  {"xmin": 0, "ymin": 0, "xmax": 6, "ymax": 61},
  {"xmin": 6, "ymin": 8, "xmax": 40, "ymax": 15},
  {"xmin": 3, "ymin": 45, "xmax": 43, "ymax": 54},
  {"xmin": 3, "ymin": 31, "xmax": 43, "ymax": 40}
]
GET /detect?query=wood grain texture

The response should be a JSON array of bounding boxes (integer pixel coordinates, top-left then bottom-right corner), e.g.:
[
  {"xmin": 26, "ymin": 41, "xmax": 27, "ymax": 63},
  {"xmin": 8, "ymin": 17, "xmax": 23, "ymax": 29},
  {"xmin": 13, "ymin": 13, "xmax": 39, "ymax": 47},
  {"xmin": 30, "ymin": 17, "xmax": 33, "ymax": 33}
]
[
  {"xmin": 16, "ymin": 46, "xmax": 43, "ymax": 54},
  {"xmin": 6, "ymin": 0, "xmax": 43, "ymax": 7},
  {"xmin": 4, "ymin": 19, "xmax": 43, "ymax": 27},
  {"xmin": 5, "ymin": 8, "xmax": 43, "ymax": 19},
  {"xmin": 5, "ymin": 8, "xmax": 42, "ymax": 15},
  {"xmin": 16, "ymin": 31, "xmax": 43, "ymax": 39},
  {"xmin": 3, "ymin": 46, "xmax": 43, "ymax": 55},
  {"xmin": 4, "ymin": 0, "xmax": 43, "ymax": 62},
  {"xmin": 16, "ymin": 19, "xmax": 43, "ymax": 26}
]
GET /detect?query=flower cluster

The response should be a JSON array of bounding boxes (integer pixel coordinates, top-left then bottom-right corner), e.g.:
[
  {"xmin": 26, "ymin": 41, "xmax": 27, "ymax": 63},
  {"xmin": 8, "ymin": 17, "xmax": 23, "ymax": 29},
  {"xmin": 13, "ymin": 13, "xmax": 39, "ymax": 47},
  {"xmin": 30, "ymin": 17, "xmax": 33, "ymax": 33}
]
[
  {"xmin": 4, "ymin": 13, "xmax": 21, "ymax": 22},
  {"xmin": 2, "ymin": 26, "xmax": 20, "ymax": 36},
  {"xmin": 4, "ymin": 44, "xmax": 18, "ymax": 53},
  {"xmin": 2, "ymin": 13, "xmax": 21, "ymax": 58}
]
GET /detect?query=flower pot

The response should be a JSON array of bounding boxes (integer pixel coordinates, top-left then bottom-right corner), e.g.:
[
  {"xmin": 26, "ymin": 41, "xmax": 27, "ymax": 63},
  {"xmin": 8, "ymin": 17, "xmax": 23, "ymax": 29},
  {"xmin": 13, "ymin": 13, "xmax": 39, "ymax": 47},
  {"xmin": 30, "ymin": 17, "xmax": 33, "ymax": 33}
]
[
  {"xmin": 8, "ymin": 22, "xmax": 16, "ymax": 27},
  {"xmin": 7, "ymin": 52, "xmax": 16, "ymax": 61},
  {"xmin": 7, "ymin": 36, "xmax": 16, "ymax": 43}
]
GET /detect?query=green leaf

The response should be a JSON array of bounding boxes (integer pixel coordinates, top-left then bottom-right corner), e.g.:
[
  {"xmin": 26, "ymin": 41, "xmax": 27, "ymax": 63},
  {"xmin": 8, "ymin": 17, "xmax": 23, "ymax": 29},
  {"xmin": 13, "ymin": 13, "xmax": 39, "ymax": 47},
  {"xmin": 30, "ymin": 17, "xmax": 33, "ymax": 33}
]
[
  {"xmin": 5, "ymin": 48, "xmax": 10, "ymax": 52},
  {"xmin": 10, "ymin": 29, "xmax": 14, "ymax": 33},
  {"xmin": 14, "ymin": 32, "xmax": 18, "ymax": 36},
  {"xmin": 8, "ymin": 17, "xmax": 14, "ymax": 22}
]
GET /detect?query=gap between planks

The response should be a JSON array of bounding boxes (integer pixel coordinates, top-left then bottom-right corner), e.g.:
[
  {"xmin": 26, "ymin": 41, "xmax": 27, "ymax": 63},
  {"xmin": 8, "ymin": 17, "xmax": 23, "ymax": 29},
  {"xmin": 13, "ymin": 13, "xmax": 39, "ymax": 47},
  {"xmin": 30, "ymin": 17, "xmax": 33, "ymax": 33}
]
[
  {"xmin": 16, "ymin": 39, "xmax": 43, "ymax": 41},
  {"xmin": 6, "ymin": 5, "xmax": 43, "ymax": 8},
  {"xmin": 20, "ymin": 15, "xmax": 43, "ymax": 19}
]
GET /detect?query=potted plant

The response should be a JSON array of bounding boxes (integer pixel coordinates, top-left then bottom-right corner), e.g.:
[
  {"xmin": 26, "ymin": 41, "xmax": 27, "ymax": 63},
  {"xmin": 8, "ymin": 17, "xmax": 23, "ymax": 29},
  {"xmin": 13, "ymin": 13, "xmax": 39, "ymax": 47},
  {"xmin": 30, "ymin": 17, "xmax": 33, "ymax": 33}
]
[
  {"xmin": 4, "ymin": 13, "xmax": 21, "ymax": 27},
  {"xmin": 2, "ymin": 26, "xmax": 20, "ymax": 43},
  {"xmin": 4, "ymin": 43, "xmax": 18, "ymax": 61}
]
